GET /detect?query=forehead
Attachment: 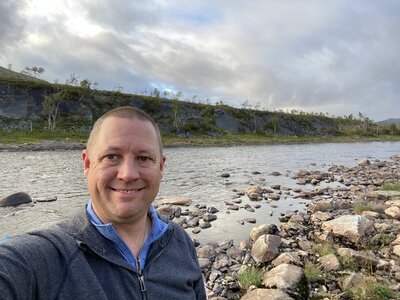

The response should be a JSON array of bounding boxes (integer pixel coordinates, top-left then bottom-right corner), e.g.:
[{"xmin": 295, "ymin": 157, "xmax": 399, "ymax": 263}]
[{"xmin": 94, "ymin": 116, "xmax": 159, "ymax": 153}]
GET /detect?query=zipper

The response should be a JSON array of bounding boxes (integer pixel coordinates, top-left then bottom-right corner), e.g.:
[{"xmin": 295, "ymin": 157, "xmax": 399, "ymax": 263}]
[{"xmin": 136, "ymin": 258, "xmax": 148, "ymax": 300}]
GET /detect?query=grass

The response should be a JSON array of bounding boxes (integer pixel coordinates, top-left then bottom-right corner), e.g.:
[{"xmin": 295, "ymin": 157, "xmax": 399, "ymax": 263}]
[
  {"xmin": 237, "ymin": 266, "xmax": 263, "ymax": 291},
  {"xmin": 1, "ymin": 128, "xmax": 400, "ymax": 148},
  {"xmin": 304, "ymin": 260, "xmax": 324, "ymax": 283},
  {"xmin": 381, "ymin": 182, "xmax": 400, "ymax": 192},
  {"xmin": 0, "ymin": 129, "xmax": 88, "ymax": 144},
  {"xmin": 347, "ymin": 276, "xmax": 394, "ymax": 300},
  {"xmin": 353, "ymin": 202, "xmax": 373, "ymax": 214},
  {"xmin": 312, "ymin": 243, "xmax": 336, "ymax": 257}
]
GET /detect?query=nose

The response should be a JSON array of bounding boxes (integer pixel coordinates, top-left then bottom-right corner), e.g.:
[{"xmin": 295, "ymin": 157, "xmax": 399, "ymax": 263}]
[{"xmin": 117, "ymin": 158, "xmax": 139, "ymax": 182}]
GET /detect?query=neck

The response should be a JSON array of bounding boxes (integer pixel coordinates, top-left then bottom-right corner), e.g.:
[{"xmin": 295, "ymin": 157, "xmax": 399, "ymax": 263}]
[{"xmin": 114, "ymin": 215, "xmax": 151, "ymax": 258}]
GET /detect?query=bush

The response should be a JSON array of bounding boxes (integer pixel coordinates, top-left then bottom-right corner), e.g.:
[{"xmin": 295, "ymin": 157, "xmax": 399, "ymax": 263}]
[
  {"xmin": 381, "ymin": 182, "xmax": 400, "ymax": 191},
  {"xmin": 237, "ymin": 266, "xmax": 263, "ymax": 291},
  {"xmin": 348, "ymin": 276, "xmax": 393, "ymax": 300},
  {"xmin": 312, "ymin": 243, "xmax": 336, "ymax": 257},
  {"xmin": 304, "ymin": 260, "xmax": 323, "ymax": 283},
  {"xmin": 353, "ymin": 202, "xmax": 373, "ymax": 214}
]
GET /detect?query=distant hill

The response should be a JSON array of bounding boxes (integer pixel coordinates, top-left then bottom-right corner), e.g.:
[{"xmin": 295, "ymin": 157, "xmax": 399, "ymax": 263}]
[
  {"xmin": 0, "ymin": 66, "xmax": 48, "ymax": 83},
  {"xmin": 377, "ymin": 118, "xmax": 400, "ymax": 126}
]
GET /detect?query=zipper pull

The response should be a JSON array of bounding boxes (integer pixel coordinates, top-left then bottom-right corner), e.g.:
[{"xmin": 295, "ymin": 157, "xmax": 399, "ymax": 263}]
[
  {"xmin": 136, "ymin": 259, "xmax": 147, "ymax": 293},
  {"xmin": 138, "ymin": 274, "xmax": 146, "ymax": 292}
]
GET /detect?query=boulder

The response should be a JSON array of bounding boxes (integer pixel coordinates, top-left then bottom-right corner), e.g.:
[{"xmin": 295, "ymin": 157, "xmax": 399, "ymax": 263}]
[
  {"xmin": 251, "ymin": 234, "xmax": 281, "ymax": 263},
  {"xmin": 0, "ymin": 192, "xmax": 32, "ymax": 207},
  {"xmin": 321, "ymin": 215, "xmax": 374, "ymax": 244},
  {"xmin": 240, "ymin": 288, "xmax": 293, "ymax": 300},
  {"xmin": 319, "ymin": 254, "xmax": 341, "ymax": 271},
  {"xmin": 249, "ymin": 224, "xmax": 279, "ymax": 242},
  {"xmin": 262, "ymin": 264, "xmax": 308, "ymax": 298},
  {"xmin": 158, "ymin": 197, "xmax": 192, "ymax": 206},
  {"xmin": 384, "ymin": 206, "xmax": 400, "ymax": 220}
]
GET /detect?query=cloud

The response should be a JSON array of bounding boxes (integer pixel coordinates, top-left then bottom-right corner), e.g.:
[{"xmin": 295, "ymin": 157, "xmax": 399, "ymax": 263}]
[
  {"xmin": 1, "ymin": 0, "xmax": 399, "ymax": 120},
  {"xmin": 0, "ymin": 0, "xmax": 26, "ymax": 54}
]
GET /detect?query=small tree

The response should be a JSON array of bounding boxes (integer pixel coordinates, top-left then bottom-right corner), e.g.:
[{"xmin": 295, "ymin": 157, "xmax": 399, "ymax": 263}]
[
  {"xmin": 43, "ymin": 90, "xmax": 65, "ymax": 131},
  {"xmin": 21, "ymin": 66, "xmax": 45, "ymax": 78}
]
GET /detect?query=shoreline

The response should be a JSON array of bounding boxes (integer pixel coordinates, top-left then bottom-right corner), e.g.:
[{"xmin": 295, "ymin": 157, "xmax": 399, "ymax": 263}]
[{"xmin": 1, "ymin": 135, "xmax": 400, "ymax": 152}]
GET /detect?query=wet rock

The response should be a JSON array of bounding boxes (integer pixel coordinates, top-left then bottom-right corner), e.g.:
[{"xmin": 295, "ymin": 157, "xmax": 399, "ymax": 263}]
[
  {"xmin": 35, "ymin": 196, "xmax": 57, "ymax": 203},
  {"xmin": 244, "ymin": 218, "xmax": 256, "ymax": 224},
  {"xmin": 203, "ymin": 214, "xmax": 217, "ymax": 222},
  {"xmin": 0, "ymin": 192, "xmax": 32, "ymax": 207},
  {"xmin": 200, "ymin": 222, "xmax": 212, "ymax": 229}
]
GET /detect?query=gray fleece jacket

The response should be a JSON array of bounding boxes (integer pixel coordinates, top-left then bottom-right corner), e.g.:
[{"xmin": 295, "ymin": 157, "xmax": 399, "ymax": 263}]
[{"xmin": 0, "ymin": 208, "xmax": 206, "ymax": 300}]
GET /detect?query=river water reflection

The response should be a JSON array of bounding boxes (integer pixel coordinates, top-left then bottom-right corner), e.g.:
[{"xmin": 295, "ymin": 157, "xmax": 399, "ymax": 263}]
[{"xmin": 1, "ymin": 141, "xmax": 399, "ymax": 244}]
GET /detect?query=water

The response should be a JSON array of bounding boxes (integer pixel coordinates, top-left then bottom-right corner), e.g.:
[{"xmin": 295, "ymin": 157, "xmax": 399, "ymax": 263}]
[{"xmin": 1, "ymin": 141, "xmax": 399, "ymax": 244}]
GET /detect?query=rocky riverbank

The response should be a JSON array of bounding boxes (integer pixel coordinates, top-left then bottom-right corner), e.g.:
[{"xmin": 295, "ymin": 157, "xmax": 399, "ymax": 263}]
[
  {"xmin": 153, "ymin": 155, "xmax": 400, "ymax": 299},
  {"xmin": 1, "ymin": 155, "xmax": 400, "ymax": 299},
  {"xmin": 0, "ymin": 141, "xmax": 86, "ymax": 151}
]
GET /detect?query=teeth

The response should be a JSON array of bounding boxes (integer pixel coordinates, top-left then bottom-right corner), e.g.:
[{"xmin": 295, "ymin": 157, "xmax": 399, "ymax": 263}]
[{"xmin": 115, "ymin": 189, "xmax": 138, "ymax": 193}]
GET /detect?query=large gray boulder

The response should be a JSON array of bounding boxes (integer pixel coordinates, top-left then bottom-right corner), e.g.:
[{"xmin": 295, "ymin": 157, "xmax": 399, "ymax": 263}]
[
  {"xmin": 262, "ymin": 264, "xmax": 308, "ymax": 299},
  {"xmin": 321, "ymin": 215, "xmax": 374, "ymax": 244},
  {"xmin": 240, "ymin": 288, "xmax": 293, "ymax": 300},
  {"xmin": 251, "ymin": 234, "xmax": 281, "ymax": 263},
  {"xmin": 0, "ymin": 192, "xmax": 32, "ymax": 207}
]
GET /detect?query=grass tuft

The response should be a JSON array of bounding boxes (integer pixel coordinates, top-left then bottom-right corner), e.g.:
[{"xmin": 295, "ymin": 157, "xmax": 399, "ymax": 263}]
[
  {"xmin": 348, "ymin": 276, "xmax": 393, "ymax": 300},
  {"xmin": 304, "ymin": 260, "xmax": 323, "ymax": 283},
  {"xmin": 353, "ymin": 202, "xmax": 373, "ymax": 214},
  {"xmin": 237, "ymin": 266, "xmax": 263, "ymax": 291},
  {"xmin": 381, "ymin": 182, "xmax": 400, "ymax": 192},
  {"xmin": 312, "ymin": 243, "xmax": 336, "ymax": 257}
]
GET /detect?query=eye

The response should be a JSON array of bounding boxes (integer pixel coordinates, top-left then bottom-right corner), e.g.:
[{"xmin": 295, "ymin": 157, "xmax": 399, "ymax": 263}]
[
  {"xmin": 105, "ymin": 154, "xmax": 119, "ymax": 161},
  {"xmin": 138, "ymin": 156, "xmax": 150, "ymax": 162}
]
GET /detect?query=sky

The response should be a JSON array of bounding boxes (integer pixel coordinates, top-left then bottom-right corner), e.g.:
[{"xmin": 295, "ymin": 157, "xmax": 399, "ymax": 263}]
[{"xmin": 1, "ymin": 0, "xmax": 399, "ymax": 121}]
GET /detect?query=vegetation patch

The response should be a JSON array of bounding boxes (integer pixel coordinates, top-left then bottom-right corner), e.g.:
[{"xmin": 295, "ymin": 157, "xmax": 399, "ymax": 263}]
[
  {"xmin": 353, "ymin": 202, "xmax": 373, "ymax": 214},
  {"xmin": 381, "ymin": 182, "xmax": 400, "ymax": 191},
  {"xmin": 304, "ymin": 260, "xmax": 324, "ymax": 284},
  {"xmin": 312, "ymin": 243, "xmax": 336, "ymax": 257},
  {"xmin": 237, "ymin": 266, "xmax": 263, "ymax": 291},
  {"xmin": 347, "ymin": 276, "xmax": 394, "ymax": 300}
]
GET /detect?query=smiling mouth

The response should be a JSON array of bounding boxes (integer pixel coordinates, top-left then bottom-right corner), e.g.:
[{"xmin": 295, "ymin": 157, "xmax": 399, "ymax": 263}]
[{"xmin": 111, "ymin": 188, "xmax": 143, "ymax": 193}]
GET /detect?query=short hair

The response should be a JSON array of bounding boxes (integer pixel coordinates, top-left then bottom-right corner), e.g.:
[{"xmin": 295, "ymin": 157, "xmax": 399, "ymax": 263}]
[{"xmin": 86, "ymin": 106, "xmax": 163, "ymax": 155}]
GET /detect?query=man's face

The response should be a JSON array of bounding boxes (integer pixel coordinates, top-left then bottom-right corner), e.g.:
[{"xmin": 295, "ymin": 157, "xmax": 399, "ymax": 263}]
[{"xmin": 82, "ymin": 116, "xmax": 166, "ymax": 225}]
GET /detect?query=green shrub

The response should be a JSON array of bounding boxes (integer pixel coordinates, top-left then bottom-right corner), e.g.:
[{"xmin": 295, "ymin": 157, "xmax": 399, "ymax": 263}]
[
  {"xmin": 348, "ymin": 276, "xmax": 393, "ymax": 300},
  {"xmin": 381, "ymin": 182, "xmax": 400, "ymax": 192},
  {"xmin": 304, "ymin": 260, "xmax": 323, "ymax": 283},
  {"xmin": 353, "ymin": 202, "xmax": 373, "ymax": 214},
  {"xmin": 312, "ymin": 243, "xmax": 336, "ymax": 257},
  {"xmin": 237, "ymin": 266, "xmax": 263, "ymax": 291}
]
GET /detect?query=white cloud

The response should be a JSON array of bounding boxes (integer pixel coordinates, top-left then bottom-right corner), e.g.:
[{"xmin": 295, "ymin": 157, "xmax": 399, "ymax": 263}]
[{"xmin": 1, "ymin": 0, "xmax": 399, "ymax": 121}]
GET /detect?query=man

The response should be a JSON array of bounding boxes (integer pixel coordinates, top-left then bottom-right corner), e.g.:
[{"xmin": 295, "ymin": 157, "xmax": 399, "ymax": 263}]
[{"xmin": 0, "ymin": 106, "xmax": 206, "ymax": 299}]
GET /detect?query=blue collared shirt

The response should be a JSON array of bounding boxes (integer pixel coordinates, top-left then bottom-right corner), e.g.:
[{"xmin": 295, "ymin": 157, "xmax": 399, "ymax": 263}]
[{"xmin": 87, "ymin": 199, "xmax": 169, "ymax": 270}]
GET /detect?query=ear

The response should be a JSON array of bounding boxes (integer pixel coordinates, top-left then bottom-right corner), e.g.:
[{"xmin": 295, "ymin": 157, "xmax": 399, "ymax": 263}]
[
  {"xmin": 82, "ymin": 149, "xmax": 90, "ymax": 177},
  {"xmin": 159, "ymin": 155, "xmax": 167, "ymax": 176}
]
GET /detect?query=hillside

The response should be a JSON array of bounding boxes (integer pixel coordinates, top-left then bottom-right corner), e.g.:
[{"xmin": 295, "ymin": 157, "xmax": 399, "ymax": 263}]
[
  {"xmin": 0, "ymin": 66, "xmax": 49, "ymax": 84},
  {"xmin": 1, "ymin": 68, "xmax": 399, "ymax": 140},
  {"xmin": 377, "ymin": 118, "xmax": 400, "ymax": 126}
]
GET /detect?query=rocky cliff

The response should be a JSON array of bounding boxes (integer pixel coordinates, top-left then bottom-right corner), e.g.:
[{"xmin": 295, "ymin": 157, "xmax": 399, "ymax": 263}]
[{"xmin": 0, "ymin": 71, "xmax": 344, "ymax": 137}]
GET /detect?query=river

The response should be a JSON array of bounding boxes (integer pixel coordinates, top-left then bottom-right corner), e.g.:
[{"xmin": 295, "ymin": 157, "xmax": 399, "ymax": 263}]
[{"xmin": 1, "ymin": 141, "xmax": 399, "ymax": 244}]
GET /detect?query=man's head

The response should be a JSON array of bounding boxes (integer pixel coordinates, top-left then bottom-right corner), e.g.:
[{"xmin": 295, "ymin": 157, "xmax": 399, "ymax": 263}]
[
  {"xmin": 86, "ymin": 106, "xmax": 163, "ymax": 156},
  {"xmin": 82, "ymin": 106, "xmax": 166, "ymax": 226}
]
